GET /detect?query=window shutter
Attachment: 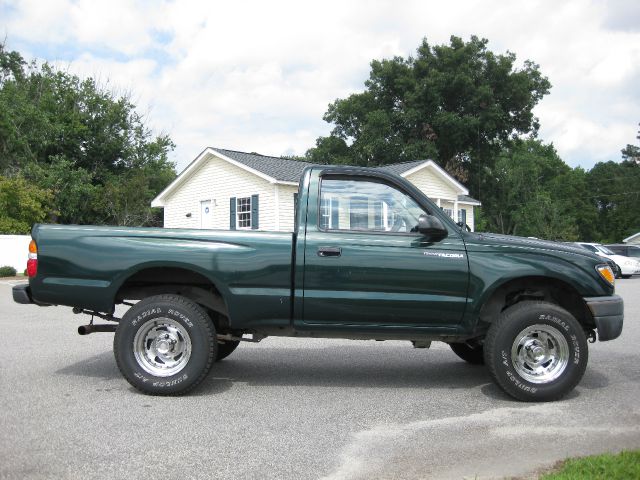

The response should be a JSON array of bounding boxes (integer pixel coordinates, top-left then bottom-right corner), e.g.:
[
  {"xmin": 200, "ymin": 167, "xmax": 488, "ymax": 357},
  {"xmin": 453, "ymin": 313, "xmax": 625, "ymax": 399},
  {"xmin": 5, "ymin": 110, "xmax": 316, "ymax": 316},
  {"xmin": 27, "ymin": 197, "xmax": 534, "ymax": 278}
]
[
  {"xmin": 251, "ymin": 194, "xmax": 259, "ymax": 229},
  {"xmin": 461, "ymin": 209, "xmax": 467, "ymax": 225},
  {"xmin": 230, "ymin": 197, "xmax": 236, "ymax": 230}
]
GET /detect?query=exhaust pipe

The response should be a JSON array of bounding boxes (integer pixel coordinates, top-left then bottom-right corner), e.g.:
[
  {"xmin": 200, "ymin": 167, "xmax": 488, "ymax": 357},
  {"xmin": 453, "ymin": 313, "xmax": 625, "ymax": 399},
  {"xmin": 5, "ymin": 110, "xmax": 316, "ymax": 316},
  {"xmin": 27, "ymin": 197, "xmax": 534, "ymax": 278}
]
[{"xmin": 78, "ymin": 324, "xmax": 117, "ymax": 335}]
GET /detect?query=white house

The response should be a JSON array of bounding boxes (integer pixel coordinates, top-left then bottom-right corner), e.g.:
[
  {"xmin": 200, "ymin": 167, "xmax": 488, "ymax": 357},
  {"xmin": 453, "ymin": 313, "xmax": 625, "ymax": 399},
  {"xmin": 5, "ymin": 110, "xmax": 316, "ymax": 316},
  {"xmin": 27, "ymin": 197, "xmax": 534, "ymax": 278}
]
[
  {"xmin": 623, "ymin": 232, "xmax": 640, "ymax": 245},
  {"xmin": 151, "ymin": 147, "xmax": 481, "ymax": 232}
]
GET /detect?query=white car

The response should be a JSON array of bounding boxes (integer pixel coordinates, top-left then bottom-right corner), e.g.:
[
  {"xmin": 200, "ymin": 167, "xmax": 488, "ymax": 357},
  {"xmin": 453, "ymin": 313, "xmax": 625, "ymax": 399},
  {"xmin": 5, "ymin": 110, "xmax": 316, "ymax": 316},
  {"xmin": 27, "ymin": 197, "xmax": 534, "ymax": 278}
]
[{"xmin": 575, "ymin": 242, "xmax": 640, "ymax": 278}]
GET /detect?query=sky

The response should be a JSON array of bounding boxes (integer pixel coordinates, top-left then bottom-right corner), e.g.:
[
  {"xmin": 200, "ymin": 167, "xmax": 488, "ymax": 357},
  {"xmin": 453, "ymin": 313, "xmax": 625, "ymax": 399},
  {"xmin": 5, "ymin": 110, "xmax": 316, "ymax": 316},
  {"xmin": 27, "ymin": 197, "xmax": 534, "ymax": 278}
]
[{"xmin": 1, "ymin": 0, "xmax": 639, "ymax": 173}]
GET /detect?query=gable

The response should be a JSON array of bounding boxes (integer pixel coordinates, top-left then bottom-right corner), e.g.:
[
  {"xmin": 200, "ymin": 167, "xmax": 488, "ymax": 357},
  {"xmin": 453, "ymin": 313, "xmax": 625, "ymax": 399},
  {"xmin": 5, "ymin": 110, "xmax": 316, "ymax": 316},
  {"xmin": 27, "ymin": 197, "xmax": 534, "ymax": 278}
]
[
  {"xmin": 403, "ymin": 164, "xmax": 464, "ymax": 199},
  {"xmin": 624, "ymin": 232, "xmax": 640, "ymax": 244},
  {"xmin": 153, "ymin": 148, "xmax": 285, "ymax": 207}
]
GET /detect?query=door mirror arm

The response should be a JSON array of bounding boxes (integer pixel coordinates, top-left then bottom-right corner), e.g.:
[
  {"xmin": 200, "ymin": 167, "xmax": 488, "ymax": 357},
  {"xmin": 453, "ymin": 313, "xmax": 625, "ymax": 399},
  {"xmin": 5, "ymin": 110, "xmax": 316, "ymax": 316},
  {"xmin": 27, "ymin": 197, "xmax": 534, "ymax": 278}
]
[
  {"xmin": 456, "ymin": 221, "xmax": 471, "ymax": 232},
  {"xmin": 417, "ymin": 214, "xmax": 448, "ymax": 242}
]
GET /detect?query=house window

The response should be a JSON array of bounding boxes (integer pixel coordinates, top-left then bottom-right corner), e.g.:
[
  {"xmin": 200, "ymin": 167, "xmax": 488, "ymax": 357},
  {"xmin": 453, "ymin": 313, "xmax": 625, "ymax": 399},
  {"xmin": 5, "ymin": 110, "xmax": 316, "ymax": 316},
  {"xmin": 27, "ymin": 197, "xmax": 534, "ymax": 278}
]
[
  {"xmin": 230, "ymin": 195, "xmax": 258, "ymax": 230},
  {"xmin": 442, "ymin": 208, "xmax": 453, "ymax": 219},
  {"xmin": 236, "ymin": 197, "xmax": 252, "ymax": 229},
  {"xmin": 458, "ymin": 208, "xmax": 467, "ymax": 224}
]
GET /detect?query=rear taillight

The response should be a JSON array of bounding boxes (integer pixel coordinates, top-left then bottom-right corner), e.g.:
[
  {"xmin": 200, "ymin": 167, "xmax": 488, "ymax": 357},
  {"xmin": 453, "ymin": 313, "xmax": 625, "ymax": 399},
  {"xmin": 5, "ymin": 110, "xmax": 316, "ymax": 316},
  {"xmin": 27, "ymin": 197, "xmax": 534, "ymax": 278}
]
[{"xmin": 27, "ymin": 240, "xmax": 37, "ymax": 277}]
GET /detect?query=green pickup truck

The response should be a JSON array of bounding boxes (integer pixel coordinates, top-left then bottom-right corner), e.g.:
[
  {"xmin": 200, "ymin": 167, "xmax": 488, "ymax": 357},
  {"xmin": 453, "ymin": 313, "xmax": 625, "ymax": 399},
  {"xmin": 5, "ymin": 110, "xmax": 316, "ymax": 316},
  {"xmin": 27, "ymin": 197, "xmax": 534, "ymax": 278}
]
[{"xmin": 13, "ymin": 166, "xmax": 623, "ymax": 401}]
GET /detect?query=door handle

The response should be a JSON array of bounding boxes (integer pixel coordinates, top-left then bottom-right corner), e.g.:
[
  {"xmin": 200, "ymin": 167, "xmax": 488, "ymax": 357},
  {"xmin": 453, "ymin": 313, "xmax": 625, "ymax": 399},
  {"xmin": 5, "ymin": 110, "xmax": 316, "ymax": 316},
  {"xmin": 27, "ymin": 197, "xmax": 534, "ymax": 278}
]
[{"xmin": 317, "ymin": 246, "xmax": 342, "ymax": 257}]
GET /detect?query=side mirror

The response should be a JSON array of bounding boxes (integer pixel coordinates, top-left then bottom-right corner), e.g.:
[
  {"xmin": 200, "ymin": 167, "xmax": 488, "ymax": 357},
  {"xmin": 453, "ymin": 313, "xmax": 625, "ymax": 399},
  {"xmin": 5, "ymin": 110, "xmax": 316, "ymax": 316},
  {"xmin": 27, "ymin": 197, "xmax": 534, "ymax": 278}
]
[
  {"xmin": 456, "ymin": 221, "xmax": 471, "ymax": 232},
  {"xmin": 418, "ymin": 214, "xmax": 448, "ymax": 241}
]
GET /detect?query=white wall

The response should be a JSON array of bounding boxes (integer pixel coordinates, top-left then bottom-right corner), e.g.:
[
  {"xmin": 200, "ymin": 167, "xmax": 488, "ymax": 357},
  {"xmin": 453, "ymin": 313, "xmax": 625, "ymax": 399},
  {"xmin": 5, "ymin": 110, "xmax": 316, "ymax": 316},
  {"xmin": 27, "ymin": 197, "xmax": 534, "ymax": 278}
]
[
  {"xmin": 405, "ymin": 167, "xmax": 476, "ymax": 231},
  {"xmin": 276, "ymin": 184, "xmax": 299, "ymax": 231},
  {"xmin": 0, "ymin": 235, "xmax": 30, "ymax": 273},
  {"xmin": 163, "ymin": 154, "xmax": 276, "ymax": 230}
]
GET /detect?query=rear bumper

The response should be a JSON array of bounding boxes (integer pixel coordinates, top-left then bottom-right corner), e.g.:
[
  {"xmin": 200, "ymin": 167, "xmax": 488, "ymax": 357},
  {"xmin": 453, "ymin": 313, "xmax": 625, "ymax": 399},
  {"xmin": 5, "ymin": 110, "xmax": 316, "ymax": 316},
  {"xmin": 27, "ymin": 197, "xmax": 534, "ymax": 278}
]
[
  {"xmin": 584, "ymin": 295, "xmax": 624, "ymax": 341},
  {"xmin": 12, "ymin": 284, "xmax": 51, "ymax": 306},
  {"xmin": 13, "ymin": 284, "xmax": 33, "ymax": 304}
]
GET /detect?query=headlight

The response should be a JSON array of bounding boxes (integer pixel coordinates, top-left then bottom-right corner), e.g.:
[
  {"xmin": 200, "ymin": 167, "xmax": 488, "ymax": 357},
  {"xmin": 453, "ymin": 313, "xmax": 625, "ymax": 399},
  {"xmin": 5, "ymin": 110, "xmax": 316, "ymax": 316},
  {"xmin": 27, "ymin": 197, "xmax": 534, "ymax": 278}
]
[{"xmin": 596, "ymin": 265, "xmax": 615, "ymax": 285}]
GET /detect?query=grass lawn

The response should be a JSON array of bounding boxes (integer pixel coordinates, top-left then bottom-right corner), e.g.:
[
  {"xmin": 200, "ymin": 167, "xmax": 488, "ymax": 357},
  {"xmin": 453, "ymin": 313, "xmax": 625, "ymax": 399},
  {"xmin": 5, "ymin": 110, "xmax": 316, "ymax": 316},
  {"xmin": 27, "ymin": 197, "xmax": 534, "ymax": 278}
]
[{"xmin": 540, "ymin": 450, "xmax": 640, "ymax": 479}]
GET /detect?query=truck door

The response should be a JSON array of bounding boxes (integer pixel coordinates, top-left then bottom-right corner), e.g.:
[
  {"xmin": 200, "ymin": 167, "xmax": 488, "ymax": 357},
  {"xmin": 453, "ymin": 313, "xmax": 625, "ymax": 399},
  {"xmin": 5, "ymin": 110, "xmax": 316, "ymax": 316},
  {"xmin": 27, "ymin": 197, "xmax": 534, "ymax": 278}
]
[{"xmin": 300, "ymin": 174, "xmax": 469, "ymax": 330}]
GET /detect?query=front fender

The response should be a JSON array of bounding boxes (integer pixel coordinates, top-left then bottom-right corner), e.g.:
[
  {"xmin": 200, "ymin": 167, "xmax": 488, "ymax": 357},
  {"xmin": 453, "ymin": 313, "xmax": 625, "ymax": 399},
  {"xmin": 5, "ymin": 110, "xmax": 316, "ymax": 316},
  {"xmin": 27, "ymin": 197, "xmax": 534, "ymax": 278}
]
[{"xmin": 462, "ymin": 250, "xmax": 611, "ymax": 331}]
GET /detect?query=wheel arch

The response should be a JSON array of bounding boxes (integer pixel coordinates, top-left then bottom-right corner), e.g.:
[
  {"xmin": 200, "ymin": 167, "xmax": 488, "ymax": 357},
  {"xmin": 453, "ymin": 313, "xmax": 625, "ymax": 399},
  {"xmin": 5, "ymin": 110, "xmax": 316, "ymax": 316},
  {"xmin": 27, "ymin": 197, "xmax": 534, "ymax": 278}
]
[
  {"xmin": 113, "ymin": 265, "xmax": 232, "ymax": 331},
  {"xmin": 478, "ymin": 275, "xmax": 593, "ymax": 328}
]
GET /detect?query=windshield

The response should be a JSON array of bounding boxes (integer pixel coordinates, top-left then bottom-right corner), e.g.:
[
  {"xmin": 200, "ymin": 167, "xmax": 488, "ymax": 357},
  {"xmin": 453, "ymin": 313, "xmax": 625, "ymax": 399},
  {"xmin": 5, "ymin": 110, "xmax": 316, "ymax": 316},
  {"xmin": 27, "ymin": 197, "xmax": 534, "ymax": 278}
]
[{"xmin": 595, "ymin": 245, "xmax": 615, "ymax": 255}]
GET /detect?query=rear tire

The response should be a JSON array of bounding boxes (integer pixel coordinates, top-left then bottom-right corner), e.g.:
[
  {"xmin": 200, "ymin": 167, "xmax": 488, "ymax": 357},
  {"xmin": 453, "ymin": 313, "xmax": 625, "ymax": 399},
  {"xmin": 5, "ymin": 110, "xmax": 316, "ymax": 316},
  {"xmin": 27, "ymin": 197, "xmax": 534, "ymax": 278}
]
[
  {"xmin": 484, "ymin": 301, "xmax": 588, "ymax": 402},
  {"xmin": 449, "ymin": 342, "xmax": 485, "ymax": 365},
  {"xmin": 114, "ymin": 294, "xmax": 216, "ymax": 395}
]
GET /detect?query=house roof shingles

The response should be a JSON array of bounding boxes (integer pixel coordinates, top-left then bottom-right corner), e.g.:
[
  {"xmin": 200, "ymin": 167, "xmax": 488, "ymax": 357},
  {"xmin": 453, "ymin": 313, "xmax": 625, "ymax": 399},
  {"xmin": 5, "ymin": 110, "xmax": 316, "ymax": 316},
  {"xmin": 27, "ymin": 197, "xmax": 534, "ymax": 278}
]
[
  {"xmin": 376, "ymin": 160, "xmax": 427, "ymax": 175},
  {"xmin": 212, "ymin": 148, "xmax": 480, "ymax": 204},
  {"xmin": 215, "ymin": 148, "xmax": 313, "ymax": 183}
]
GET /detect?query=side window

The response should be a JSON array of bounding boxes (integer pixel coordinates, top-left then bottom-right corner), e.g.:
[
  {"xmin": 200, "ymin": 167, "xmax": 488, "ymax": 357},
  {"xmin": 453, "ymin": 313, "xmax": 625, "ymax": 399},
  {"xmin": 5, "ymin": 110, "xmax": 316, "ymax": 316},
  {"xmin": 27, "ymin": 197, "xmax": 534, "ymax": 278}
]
[{"xmin": 319, "ymin": 178, "xmax": 426, "ymax": 233}]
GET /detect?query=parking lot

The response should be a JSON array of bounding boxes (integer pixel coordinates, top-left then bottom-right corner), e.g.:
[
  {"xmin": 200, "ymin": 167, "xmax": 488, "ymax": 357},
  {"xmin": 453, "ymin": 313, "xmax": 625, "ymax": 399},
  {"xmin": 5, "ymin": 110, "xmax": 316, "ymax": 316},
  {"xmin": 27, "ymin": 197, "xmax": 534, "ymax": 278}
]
[{"xmin": 1, "ymin": 277, "xmax": 639, "ymax": 480}]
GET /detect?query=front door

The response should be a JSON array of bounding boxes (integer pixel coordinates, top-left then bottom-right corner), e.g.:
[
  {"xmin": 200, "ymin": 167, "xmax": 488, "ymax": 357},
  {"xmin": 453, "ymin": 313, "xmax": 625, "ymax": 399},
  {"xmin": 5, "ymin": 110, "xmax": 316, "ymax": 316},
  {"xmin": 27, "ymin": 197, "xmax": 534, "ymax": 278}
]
[
  {"xmin": 301, "ymin": 176, "xmax": 469, "ymax": 330},
  {"xmin": 200, "ymin": 200, "xmax": 212, "ymax": 229}
]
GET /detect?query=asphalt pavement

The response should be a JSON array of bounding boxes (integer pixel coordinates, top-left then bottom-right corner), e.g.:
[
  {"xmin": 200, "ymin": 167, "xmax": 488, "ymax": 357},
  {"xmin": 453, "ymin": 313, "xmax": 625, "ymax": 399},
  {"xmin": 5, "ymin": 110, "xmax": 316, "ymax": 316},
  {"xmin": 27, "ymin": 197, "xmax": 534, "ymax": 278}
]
[{"xmin": 1, "ymin": 277, "xmax": 639, "ymax": 479}]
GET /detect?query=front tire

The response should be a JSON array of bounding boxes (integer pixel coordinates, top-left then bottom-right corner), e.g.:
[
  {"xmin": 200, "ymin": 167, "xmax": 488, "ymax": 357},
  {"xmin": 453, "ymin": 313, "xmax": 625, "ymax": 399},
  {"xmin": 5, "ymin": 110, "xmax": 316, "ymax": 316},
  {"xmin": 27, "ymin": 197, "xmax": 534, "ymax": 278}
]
[
  {"xmin": 484, "ymin": 301, "xmax": 588, "ymax": 402},
  {"xmin": 114, "ymin": 294, "xmax": 217, "ymax": 395}
]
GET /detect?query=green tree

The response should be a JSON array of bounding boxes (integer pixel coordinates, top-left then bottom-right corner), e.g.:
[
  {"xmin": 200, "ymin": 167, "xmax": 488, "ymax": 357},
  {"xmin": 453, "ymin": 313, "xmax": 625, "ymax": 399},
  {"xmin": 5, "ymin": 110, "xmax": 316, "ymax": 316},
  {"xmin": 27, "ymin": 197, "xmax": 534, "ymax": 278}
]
[
  {"xmin": 478, "ymin": 139, "xmax": 590, "ymax": 240},
  {"xmin": 0, "ymin": 176, "xmax": 52, "ymax": 234},
  {"xmin": 307, "ymin": 35, "xmax": 551, "ymax": 197},
  {"xmin": 621, "ymin": 123, "xmax": 639, "ymax": 164},
  {"xmin": 586, "ymin": 159, "xmax": 640, "ymax": 243},
  {"xmin": 0, "ymin": 43, "xmax": 176, "ymax": 228}
]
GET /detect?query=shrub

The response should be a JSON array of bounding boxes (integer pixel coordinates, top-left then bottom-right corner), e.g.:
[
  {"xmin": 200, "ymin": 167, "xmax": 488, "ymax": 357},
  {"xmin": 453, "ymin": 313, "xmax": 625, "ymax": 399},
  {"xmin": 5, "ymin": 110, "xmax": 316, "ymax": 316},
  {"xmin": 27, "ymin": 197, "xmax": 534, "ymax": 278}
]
[{"xmin": 0, "ymin": 266, "xmax": 17, "ymax": 277}]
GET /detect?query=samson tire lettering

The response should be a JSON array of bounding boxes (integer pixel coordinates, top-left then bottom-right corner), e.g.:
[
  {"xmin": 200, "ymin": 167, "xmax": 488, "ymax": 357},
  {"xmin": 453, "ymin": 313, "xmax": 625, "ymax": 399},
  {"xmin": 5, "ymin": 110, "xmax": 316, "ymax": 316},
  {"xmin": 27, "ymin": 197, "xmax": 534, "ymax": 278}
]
[
  {"xmin": 113, "ymin": 294, "xmax": 216, "ymax": 396},
  {"xmin": 485, "ymin": 301, "xmax": 588, "ymax": 402}
]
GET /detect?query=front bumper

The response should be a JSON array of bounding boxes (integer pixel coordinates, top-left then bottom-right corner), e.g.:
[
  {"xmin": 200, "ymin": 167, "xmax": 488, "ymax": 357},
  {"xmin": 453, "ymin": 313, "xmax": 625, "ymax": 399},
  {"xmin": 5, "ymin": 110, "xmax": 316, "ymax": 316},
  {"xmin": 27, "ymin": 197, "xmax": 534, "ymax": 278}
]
[{"xmin": 584, "ymin": 295, "xmax": 624, "ymax": 341}]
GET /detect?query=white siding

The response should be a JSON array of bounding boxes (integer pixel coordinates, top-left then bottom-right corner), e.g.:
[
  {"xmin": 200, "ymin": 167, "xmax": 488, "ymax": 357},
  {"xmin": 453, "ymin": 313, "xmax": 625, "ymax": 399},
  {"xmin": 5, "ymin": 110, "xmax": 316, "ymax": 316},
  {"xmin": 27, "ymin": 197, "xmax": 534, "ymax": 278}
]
[
  {"xmin": 626, "ymin": 233, "xmax": 640, "ymax": 245},
  {"xmin": 440, "ymin": 201, "xmax": 476, "ymax": 231},
  {"xmin": 405, "ymin": 167, "xmax": 476, "ymax": 231},
  {"xmin": 459, "ymin": 204, "xmax": 475, "ymax": 232},
  {"xmin": 404, "ymin": 166, "xmax": 459, "ymax": 201},
  {"xmin": 276, "ymin": 184, "xmax": 299, "ymax": 232},
  {"xmin": 163, "ymin": 155, "xmax": 276, "ymax": 230}
]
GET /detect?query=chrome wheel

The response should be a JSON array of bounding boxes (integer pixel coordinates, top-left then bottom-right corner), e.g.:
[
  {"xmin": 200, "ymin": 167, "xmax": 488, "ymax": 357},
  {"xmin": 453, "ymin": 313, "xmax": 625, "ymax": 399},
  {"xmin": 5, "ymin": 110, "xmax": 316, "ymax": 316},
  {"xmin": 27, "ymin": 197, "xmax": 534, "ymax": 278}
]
[
  {"xmin": 511, "ymin": 324, "xmax": 569, "ymax": 384},
  {"xmin": 133, "ymin": 318, "xmax": 192, "ymax": 377}
]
